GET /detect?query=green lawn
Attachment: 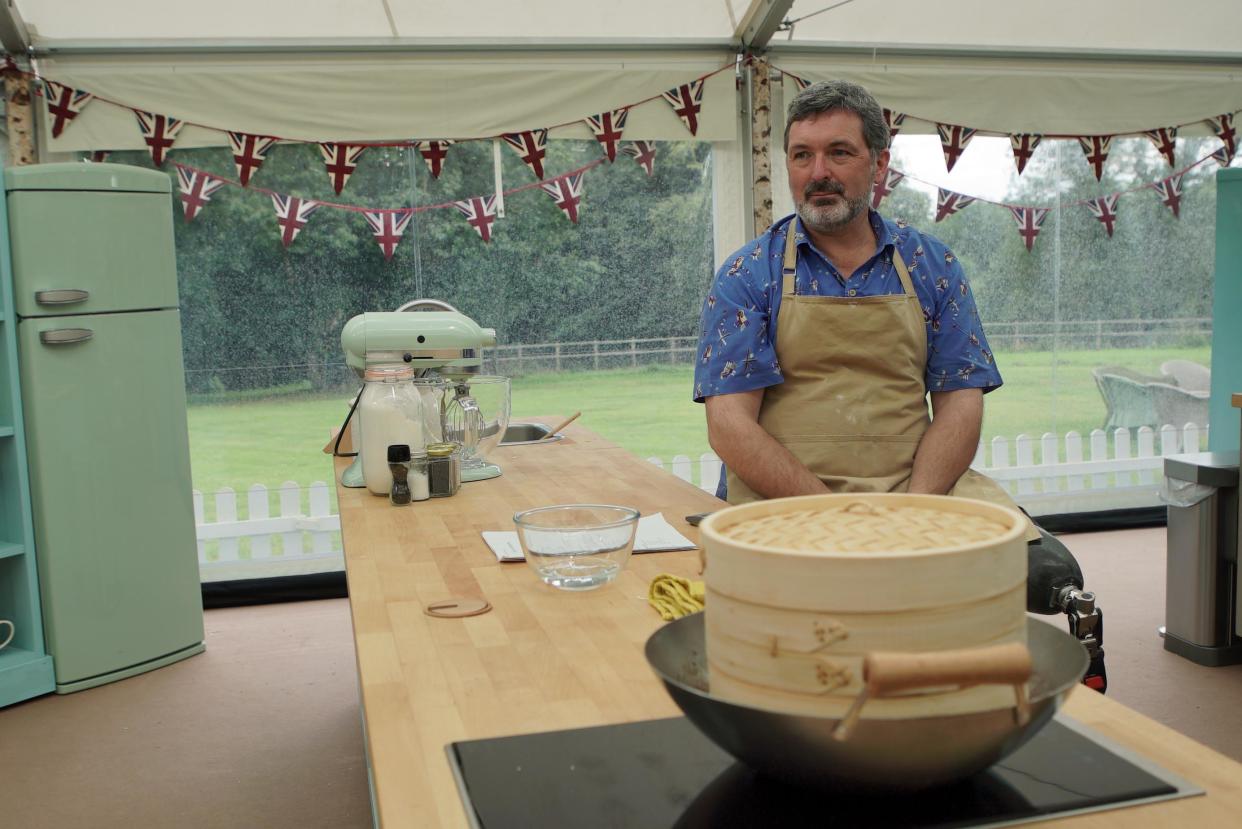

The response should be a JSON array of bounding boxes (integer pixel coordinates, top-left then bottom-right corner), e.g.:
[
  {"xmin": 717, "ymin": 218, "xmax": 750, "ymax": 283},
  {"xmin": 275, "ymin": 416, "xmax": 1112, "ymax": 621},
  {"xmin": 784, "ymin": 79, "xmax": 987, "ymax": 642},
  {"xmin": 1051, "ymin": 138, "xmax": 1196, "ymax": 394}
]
[{"xmin": 186, "ymin": 344, "xmax": 1211, "ymax": 504}]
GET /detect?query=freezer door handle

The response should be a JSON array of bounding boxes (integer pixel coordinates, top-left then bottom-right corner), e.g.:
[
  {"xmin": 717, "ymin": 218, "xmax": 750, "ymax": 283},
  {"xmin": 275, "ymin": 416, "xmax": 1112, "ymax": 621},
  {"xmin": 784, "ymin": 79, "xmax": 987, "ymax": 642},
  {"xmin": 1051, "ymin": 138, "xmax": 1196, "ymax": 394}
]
[
  {"xmin": 35, "ymin": 289, "xmax": 90, "ymax": 305},
  {"xmin": 39, "ymin": 328, "xmax": 94, "ymax": 345}
]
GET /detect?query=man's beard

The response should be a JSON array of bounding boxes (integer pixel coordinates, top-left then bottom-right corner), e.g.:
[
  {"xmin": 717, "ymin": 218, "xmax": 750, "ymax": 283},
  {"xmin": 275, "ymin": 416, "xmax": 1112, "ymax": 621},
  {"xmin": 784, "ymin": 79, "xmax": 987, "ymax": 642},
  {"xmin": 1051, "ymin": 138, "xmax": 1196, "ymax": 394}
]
[{"xmin": 796, "ymin": 177, "xmax": 873, "ymax": 234}]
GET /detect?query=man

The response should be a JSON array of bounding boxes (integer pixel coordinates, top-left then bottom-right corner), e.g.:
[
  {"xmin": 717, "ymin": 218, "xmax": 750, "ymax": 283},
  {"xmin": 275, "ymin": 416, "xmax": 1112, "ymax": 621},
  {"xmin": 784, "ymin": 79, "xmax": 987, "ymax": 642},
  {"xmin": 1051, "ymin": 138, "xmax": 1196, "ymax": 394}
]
[
  {"xmin": 691, "ymin": 80, "xmax": 1108, "ymax": 688},
  {"xmin": 694, "ymin": 79, "xmax": 1036, "ymax": 541}
]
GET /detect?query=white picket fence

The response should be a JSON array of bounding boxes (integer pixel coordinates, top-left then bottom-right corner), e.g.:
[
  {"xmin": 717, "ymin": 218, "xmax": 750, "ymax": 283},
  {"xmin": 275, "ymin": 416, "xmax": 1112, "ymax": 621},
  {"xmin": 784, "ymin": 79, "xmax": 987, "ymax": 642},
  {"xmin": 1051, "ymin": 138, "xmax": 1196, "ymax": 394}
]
[
  {"xmin": 645, "ymin": 423, "xmax": 1209, "ymax": 517},
  {"xmin": 193, "ymin": 423, "xmax": 1206, "ymax": 575},
  {"xmin": 194, "ymin": 481, "xmax": 341, "ymax": 576}
]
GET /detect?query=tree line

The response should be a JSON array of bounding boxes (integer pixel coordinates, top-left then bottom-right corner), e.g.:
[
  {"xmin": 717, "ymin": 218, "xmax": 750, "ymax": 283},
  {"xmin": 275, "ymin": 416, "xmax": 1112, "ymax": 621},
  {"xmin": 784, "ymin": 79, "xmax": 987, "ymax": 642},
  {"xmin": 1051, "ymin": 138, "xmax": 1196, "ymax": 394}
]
[{"xmin": 110, "ymin": 133, "xmax": 1216, "ymax": 394}]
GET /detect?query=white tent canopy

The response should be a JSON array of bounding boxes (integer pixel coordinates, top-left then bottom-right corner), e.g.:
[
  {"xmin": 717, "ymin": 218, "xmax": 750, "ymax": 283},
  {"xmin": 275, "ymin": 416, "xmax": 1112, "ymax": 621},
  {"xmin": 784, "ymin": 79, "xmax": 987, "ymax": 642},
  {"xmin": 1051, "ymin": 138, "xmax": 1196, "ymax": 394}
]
[
  {"xmin": 16, "ymin": 0, "xmax": 1242, "ymax": 55},
  {"xmin": 12, "ymin": 0, "xmax": 1241, "ymax": 147}
]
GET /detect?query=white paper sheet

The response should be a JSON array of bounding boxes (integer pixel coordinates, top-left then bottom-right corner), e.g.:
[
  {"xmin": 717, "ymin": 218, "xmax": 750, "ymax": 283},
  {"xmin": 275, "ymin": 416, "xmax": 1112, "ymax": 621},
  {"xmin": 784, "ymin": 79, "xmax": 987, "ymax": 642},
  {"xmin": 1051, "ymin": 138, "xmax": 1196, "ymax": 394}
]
[{"xmin": 482, "ymin": 512, "xmax": 696, "ymax": 562}]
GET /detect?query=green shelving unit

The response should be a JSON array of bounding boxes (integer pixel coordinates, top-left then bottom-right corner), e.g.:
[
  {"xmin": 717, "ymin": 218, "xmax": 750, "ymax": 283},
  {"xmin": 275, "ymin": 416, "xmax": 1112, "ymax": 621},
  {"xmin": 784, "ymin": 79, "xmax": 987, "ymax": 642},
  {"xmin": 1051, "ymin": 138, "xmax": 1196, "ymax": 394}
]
[{"xmin": 0, "ymin": 167, "xmax": 55, "ymax": 707}]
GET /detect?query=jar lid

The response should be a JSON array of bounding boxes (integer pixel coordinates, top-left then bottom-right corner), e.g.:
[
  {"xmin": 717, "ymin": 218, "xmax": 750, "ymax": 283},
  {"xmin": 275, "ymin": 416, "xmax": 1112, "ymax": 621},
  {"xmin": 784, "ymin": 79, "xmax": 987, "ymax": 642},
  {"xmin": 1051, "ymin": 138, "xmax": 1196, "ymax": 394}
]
[
  {"xmin": 364, "ymin": 365, "xmax": 415, "ymax": 380},
  {"xmin": 425, "ymin": 442, "xmax": 459, "ymax": 457}
]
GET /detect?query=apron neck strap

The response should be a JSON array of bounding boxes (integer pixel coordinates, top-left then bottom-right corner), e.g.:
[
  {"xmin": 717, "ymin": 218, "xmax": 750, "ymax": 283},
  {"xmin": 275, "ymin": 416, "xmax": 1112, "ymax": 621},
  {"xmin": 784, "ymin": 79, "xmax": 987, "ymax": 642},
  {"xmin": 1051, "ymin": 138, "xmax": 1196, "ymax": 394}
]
[
  {"xmin": 892, "ymin": 249, "xmax": 916, "ymax": 297},
  {"xmin": 782, "ymin": 223, "xmax": 799, "ymax": 296}
]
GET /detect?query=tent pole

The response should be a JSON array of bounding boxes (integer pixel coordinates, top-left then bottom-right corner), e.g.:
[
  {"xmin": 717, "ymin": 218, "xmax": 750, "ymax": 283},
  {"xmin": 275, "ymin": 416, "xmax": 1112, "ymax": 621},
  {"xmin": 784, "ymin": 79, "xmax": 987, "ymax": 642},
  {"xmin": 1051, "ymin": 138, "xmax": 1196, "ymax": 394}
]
[
  {"xmin": 733, "ymin": 1, "xmax": 793, "ymax": 237},
  {"xmin": 0, "ymin": 0, "xmax": 35, "ymax": 166},
  {"xmin": 3, "ymin": 65, "xmax": 35, "ymax": 166},
  {"xmin": 750, "ymin": 56, "xmax": 773, "ymax": 236}
]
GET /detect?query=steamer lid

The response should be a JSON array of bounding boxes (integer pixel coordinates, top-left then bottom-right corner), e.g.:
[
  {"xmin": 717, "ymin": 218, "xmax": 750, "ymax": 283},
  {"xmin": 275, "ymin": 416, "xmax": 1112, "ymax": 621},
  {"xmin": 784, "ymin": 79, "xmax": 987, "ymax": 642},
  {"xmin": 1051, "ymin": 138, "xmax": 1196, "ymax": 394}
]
[{"xmin": 720, "ymin": 499, "xmax": 1012, "ymax": 553}]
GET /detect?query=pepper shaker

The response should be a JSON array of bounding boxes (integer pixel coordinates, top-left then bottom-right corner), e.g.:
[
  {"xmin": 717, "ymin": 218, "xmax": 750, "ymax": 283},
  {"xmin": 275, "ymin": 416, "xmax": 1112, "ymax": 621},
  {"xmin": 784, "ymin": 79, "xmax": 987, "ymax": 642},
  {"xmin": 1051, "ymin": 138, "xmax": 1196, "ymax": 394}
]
[
  {"xmin": 426, "ymin": 442, "xmax": 461, "ymax": 498},
  {"xmin": 387, "ymin": 444, "xmax": 412, "ymax": 505}
]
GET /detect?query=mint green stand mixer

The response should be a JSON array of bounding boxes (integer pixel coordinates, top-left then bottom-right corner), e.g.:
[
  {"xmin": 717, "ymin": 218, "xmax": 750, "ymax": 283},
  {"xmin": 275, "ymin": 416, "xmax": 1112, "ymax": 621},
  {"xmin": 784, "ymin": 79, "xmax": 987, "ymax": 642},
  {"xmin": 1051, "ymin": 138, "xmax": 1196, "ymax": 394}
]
[{"xmin": 339, "ymin": 299, "xmax": 505, "ymax": 488}]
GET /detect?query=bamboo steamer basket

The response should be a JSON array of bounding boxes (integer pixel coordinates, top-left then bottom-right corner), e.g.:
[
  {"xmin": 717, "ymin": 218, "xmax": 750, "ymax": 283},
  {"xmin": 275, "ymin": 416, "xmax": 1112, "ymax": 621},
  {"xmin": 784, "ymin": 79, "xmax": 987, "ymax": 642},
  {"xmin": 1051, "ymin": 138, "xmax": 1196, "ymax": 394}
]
[{"xmin": 699, "ymin": 493, "xmax": 1028, "ymax": 720}]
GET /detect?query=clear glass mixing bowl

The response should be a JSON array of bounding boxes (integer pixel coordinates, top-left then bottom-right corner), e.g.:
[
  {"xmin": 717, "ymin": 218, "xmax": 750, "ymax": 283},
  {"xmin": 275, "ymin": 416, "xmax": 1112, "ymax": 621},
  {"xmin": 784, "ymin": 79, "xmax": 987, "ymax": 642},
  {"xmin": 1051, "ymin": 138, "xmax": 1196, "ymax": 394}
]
[{"xmin": 513, "ymin": 504, "xmax": 640, "ymax": 591}]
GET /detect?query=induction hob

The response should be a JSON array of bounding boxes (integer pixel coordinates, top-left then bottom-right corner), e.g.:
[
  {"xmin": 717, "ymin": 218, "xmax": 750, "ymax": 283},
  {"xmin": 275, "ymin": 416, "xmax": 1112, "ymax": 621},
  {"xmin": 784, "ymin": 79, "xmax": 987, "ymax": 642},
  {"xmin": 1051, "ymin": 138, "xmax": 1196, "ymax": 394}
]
[{"xmin": 447, "ymin": 715, "xmax": 1201, "ymax": 829}]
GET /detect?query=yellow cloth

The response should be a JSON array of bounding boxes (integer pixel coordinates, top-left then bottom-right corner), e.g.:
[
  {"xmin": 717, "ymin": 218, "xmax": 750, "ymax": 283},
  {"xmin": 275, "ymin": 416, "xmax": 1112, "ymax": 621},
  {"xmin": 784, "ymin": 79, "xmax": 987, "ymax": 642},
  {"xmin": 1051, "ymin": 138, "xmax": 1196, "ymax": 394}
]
[{"xmin": 648, "ymin": 573, "xmax": 705, "ymax": 621}]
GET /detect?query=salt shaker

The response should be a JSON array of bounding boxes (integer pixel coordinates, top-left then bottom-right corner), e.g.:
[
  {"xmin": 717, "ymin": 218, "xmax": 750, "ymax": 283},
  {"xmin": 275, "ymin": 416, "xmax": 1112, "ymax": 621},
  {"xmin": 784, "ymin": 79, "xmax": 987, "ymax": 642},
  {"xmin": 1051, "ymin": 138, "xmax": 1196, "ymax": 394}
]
[{"xmin": 408, "ymin": 450, "xmax": 431, "ymax": 502}]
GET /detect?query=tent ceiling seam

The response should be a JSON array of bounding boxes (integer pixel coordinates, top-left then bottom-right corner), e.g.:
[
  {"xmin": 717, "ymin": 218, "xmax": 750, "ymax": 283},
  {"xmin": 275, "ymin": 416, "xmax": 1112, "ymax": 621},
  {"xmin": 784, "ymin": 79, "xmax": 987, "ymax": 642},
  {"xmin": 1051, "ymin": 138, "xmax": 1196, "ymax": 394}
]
[
  {"xmin": 378, "ymin": 1, "xmax": 399, "ymax": 39},
  {"xmin": 767, "ymin": 41, "xmax": 1242, "ymax": 67},
  {"xmin": 27, "ymin": 37, "xmax": 742, "ymax": 56}
]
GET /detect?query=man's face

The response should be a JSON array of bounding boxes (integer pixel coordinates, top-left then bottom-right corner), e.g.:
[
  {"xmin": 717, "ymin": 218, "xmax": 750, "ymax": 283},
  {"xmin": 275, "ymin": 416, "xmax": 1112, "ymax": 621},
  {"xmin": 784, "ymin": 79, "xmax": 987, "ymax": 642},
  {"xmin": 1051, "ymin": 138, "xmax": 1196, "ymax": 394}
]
[{"xmin": 786, "ymin": 110, "xmax": 889, "ymax": 235}]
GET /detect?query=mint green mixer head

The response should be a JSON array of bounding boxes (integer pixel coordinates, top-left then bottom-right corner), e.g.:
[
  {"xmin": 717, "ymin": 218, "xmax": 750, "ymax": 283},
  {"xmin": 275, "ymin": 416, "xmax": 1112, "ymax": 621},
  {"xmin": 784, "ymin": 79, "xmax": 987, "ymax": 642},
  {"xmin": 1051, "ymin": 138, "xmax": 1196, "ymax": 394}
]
[{"xmin": 340, "ymin": 301, "xmax": 497, "ymax": 378}]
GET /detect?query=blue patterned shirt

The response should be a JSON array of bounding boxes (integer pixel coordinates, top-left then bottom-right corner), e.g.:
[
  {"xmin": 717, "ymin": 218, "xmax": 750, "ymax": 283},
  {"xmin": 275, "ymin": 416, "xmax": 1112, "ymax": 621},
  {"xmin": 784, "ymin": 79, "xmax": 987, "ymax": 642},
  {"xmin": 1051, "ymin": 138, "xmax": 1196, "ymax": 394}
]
[{"xmin": 693, "ymin": 211, "xmax": 1003, "ymax": 404}]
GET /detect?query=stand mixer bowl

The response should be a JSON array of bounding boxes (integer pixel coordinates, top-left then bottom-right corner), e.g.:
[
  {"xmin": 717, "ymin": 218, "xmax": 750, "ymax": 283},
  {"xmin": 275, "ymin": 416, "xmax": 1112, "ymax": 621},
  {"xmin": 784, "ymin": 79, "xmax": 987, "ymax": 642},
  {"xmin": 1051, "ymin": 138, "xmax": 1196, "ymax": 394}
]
[{"xmin": 445, "ymin": 375, "xmax": 511, "ymax": 481}]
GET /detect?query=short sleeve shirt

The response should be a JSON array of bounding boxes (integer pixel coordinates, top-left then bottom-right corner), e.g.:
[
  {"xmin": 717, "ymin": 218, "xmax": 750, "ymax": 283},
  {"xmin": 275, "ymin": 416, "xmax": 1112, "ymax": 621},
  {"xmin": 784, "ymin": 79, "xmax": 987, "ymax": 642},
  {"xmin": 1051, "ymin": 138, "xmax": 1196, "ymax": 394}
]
[{"xmin": 692, "ymin": 211, "xmax": 1003, "ymax": 403}]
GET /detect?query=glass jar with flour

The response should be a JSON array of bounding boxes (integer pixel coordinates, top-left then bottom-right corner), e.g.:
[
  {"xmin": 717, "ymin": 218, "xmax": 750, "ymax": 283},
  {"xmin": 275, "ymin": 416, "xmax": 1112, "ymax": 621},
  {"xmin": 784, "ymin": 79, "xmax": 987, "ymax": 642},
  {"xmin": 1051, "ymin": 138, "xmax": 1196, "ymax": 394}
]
[{"xmin": 358, "ymin": 365, "xmax": 425, "ymax": 495}]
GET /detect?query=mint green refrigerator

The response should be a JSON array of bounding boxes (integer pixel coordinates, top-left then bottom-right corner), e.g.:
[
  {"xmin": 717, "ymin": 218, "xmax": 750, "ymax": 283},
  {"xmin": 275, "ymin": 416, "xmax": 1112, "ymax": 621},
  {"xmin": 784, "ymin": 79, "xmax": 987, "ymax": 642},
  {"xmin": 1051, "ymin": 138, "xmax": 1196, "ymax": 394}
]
[{"xmin": 6, "ymin": 163, "xmax": 204, "ymax": 693}]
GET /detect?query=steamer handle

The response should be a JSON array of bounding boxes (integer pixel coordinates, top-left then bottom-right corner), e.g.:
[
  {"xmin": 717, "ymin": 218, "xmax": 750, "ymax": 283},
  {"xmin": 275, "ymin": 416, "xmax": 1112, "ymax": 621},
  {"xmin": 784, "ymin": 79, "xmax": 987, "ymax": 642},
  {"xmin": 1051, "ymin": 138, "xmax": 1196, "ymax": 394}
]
[
  {"xmin": 864, "ymin": 642, "xmax": 1032, "ymax": 694},
  {"xmin": 832, "ymin": 642, "xmax": 1033, "ymax": 742}
]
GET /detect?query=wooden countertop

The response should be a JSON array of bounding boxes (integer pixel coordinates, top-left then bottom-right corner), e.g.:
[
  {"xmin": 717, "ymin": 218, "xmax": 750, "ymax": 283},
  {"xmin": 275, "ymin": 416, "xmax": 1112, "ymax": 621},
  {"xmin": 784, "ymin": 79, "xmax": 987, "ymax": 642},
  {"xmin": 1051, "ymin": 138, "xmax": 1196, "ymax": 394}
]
[
  {"xmin": 1232, "ymin": 392, "xmax": 1241, "ymax": 409},
  {"xmin": 336, "ymin": 420, "xmax": 1242, "ymax": 828}
]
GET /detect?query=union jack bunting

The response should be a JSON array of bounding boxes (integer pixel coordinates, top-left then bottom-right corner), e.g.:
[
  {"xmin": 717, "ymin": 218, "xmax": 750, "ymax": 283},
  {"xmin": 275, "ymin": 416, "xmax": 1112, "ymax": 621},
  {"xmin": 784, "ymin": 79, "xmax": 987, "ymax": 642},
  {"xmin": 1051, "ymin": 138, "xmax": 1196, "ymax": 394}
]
[
  {"xmin": 228, "ymin": 132, "xmax": 278, "ymax": 187},
  {"xmin": 871, "ymin": 169, "xmax": 904, "ymax": 210},
  {"xmin": 1077, "ymin": 136, "xmax": 1112, "ymax": 181},
  {"xmin": 1009, "ymin": 134, "xmax": 1043, "ymax": 175},
  {"xmin": 1206, "ymin": 113, "xmax": 1237, "ymax": 160},
  {"xmin": 270, "ymin": 194, "xmax": 320, "ymax": 248},
  {"xmin": 363, "ymin": 209, "xmax": 413, "ymax": 261},
  {"xmin": 502, "ymin": 130, "xmax": 549, "ymax": 180},
  {"xmin": 1084, "ymin": 194, "xmax": 1121, "ymax": 238},
  {"xmin": 936, "ymin": 123, "xmax": 977, "ymax": 173},
  {"xmin": 174, "ymin": 166, "xmax": 225, "ymax": 222},
  {"xmin": 1144, "ymin": 127, "xmax": 1178, "ymax": 167},
  {"xmin": 934, "ymin": 188, "xmax": 976, "ymax": 223},
  {"xmin": 662, "ymin": 80, "xmax": 705, "ymax": 136},
  {"xmin": 883, "ymin": 108, "xmax": 907, "ymax": 142},
  {"xmin": 1150, "ymin": 173, "xmax": 1185, "ymax": 219},
  {"xmin": 415, "ymin": 140, "xmax": 454, "ymax": 178},
  {"xmin": 41, "ymin": 80, "xmax": 93, "ymax": 138},
  {"xmin": 622, "ymin": 141, "xmax": 657, "ymax": 176},
  {"xmin": 539, "ymin": 173, "xmax": 585, "ymax": 223},
  {"xmin": 133, "ymin": 110, "xmax": 184, "ymax": 166},
  {"xmin": 585, "ymin": 109, "xmax": 630, "ymax": 162},
  {"xmin": 1007, "ymin": 206, "xmax": 1049, "ymax": 252},
  {"xmin": 787, "ymin": 73, "xmax": 811, "ymax": 91},
  {"xmin": 1212, "ymin": 146, "xmax": 1234, "ymax": 167},
  {"xmin": 454, "ymin": 196, "xmax": 498, "ymax": 243},
  {"xmin": 320, "ymin": 143, "xmax": 366, "ymax": 195}
]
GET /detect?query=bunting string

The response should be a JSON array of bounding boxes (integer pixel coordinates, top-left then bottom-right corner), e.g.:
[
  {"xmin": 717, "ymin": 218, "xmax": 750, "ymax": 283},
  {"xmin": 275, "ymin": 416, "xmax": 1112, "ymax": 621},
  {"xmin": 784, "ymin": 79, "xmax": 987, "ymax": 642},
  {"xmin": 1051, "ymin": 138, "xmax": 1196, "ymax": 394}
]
[
  {"xmin": 7, "ymin": 54, "xmax": 1238, "ymax": 256},
  {"xmin": 4, "ymin": 58, "xmax": 733, "ymax": 189},
  {"xmin": 892, "ymin": 152, "xmax": 1215, "ymax": 213},
  {"xmin": 171, "ymin": 154, "xmax": 614, "ymax": 253},
  {"xmin": 772, "ymin": 63, "xmax": 1241, "ymax": 180},
  {"xmin": 173, "ymin": 157, "xmax": 607, "ymax": 216},
  {"xmin": 875, "ymin": 151, "xmax": 1219, "ymax": 252}
]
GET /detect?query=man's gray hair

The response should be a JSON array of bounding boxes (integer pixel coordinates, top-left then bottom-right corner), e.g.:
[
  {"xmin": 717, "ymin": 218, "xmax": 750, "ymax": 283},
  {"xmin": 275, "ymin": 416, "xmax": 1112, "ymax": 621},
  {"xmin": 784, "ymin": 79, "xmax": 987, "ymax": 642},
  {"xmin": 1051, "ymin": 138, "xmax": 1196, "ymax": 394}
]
[{"xmin": 783, "ymin": 80, "xmax": 889, "ymax": 155}]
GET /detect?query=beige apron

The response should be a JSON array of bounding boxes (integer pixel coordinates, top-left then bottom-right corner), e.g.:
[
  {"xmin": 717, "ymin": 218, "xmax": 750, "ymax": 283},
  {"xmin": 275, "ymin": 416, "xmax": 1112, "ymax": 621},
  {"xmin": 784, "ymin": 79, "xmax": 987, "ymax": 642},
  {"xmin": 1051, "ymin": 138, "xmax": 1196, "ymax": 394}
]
[{"xmin": 726, "ymin": 224, "xmax": 1038, "ymax": 541}]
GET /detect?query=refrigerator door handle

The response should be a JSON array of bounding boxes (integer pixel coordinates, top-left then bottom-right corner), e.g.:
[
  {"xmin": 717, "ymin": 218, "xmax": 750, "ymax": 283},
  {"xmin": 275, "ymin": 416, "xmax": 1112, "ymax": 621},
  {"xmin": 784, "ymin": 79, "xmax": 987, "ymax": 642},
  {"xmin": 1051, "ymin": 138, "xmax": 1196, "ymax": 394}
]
[
  {"xmin": 35, "ymin": 289, "xmax": 90, "ymax": 305},
  {"xmin": 39, "ymin": 328, "xmax": 94, "ymax": 345}
]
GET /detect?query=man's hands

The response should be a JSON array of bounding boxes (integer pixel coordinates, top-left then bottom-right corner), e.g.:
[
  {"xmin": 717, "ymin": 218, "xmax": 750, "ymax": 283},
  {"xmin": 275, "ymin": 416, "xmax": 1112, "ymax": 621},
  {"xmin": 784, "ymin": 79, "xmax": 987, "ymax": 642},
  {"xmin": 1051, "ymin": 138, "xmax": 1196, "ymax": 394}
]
[
  {"xmin": 706, "ymin": 386, "xmax": 984, "ymax": 499},
  {"xmin": 705, "ymin": 390, "xmax": 829, "ymax": 499},
  {"xmin": 908, "ymin": 387, "xmax": 984, "ymax": 495}
]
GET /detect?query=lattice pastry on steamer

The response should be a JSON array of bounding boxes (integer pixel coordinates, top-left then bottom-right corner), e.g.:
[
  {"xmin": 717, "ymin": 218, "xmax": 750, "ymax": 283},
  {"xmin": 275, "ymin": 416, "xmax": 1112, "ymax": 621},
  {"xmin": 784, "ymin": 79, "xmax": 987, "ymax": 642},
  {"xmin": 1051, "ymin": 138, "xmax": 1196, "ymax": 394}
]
[{"xmin": 720, "ymin": 500, "xmax": 1011, "ymax": 553}]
